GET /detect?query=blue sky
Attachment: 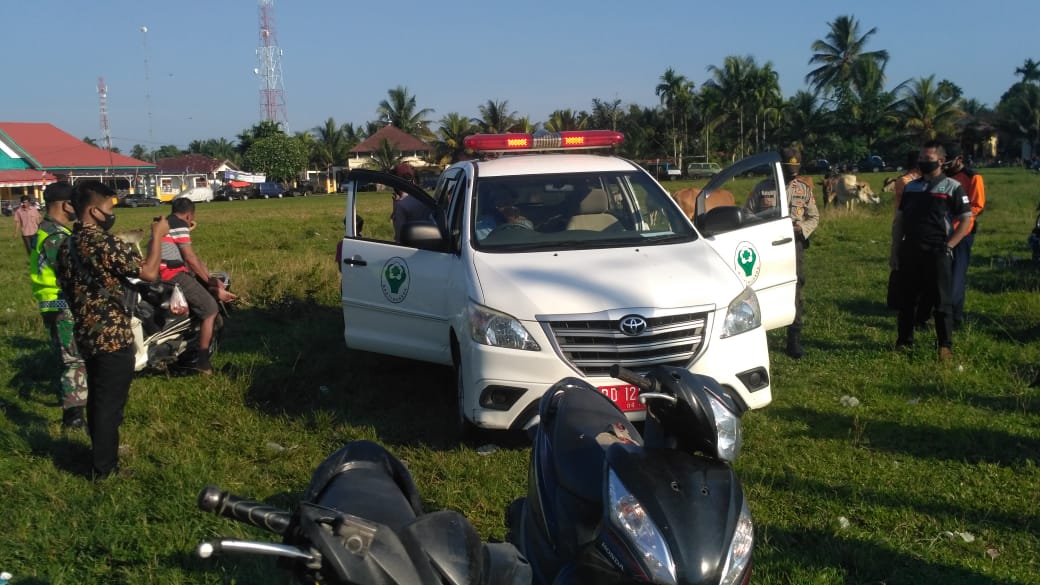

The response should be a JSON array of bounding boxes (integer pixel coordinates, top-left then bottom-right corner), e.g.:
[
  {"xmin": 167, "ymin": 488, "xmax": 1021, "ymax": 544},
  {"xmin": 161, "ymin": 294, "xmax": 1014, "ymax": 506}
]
[{"xmin": 4, "ymin": 0, "xmax": 1037, "ymax": 153}]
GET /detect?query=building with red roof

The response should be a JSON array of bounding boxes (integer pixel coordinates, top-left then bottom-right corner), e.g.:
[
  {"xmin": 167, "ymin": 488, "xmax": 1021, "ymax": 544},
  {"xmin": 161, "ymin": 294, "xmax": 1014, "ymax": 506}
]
[
  {"xmin": 348, "ymin": 125, "xmax": 434, "ymax": 172},
  {"xmin": 0, "ymin": 122, "xmax": 155, "ymax": 202},
  {"xmin": 154, "ymin": 154, "xmax": 239, "ymax": 201}
]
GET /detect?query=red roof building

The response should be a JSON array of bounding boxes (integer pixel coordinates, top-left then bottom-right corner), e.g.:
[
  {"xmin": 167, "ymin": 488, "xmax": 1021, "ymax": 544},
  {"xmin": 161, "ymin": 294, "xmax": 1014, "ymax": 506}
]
[
  {"xmin": 0, "ymin": 121, "xmax": 155, "ymax": 201},
  {"xmin": 348, "ymin": 125, "xmax": 434, "ymax": 171}
]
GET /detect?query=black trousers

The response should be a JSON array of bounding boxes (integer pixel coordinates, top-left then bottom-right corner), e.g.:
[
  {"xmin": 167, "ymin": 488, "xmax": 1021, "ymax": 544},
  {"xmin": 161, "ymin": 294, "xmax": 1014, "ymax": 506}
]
[
  {"xmin": 84, "ymin": 345, "xmax": 135, "ymax": 476},
  {"xmin": 897, "ymin": 242, "xmax": 954, "ymax": 348},
  {"xmin": 790, "ymin": 236, "xmax": 806, "ymax": 331}
]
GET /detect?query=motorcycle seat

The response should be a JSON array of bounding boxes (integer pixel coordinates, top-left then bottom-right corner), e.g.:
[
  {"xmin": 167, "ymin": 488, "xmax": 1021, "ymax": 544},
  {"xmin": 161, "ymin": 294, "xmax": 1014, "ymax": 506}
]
[{"xmin": 548, "ymin": 387, "xmax": 642, "ymax": 504}]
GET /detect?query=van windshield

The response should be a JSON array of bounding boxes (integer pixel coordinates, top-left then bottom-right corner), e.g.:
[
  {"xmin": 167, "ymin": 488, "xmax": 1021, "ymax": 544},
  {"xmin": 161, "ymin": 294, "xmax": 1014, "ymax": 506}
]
[{"xmin": 471, "ymin": 171, "xmax": 696, "ymax": 251}]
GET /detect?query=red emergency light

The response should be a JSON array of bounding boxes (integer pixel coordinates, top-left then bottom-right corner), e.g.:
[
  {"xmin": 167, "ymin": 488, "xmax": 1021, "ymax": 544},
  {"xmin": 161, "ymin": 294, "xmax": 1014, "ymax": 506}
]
[{"xmin": 464, "ymin": 130, "xmax": 624, "ymax": 152}]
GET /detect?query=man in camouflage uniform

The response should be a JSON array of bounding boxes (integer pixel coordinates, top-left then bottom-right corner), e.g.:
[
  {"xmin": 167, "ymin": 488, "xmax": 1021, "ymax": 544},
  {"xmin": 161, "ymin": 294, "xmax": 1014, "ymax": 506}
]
[
  {"xmin": 29, "ymin": 182, "xmax": 88, "ymax": 428},
  {"xmin": 743, "ymin": 146, "xmax": 820, "ymax": 358}
]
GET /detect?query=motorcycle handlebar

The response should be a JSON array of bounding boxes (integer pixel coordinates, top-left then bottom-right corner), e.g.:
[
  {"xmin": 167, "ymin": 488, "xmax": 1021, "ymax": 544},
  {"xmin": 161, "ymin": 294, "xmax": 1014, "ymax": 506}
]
[
  {"xmin": 198, "ymin": 486, "xmax": 292, "ymax": 536},
  {"xmin": 609, "ymin": 364, "xmax": 660, "ymax": 393}
]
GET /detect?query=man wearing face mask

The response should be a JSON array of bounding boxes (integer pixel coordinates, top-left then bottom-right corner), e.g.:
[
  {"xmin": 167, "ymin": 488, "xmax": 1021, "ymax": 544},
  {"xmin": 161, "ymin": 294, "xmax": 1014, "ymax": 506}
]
[
  {"xmin": 56, "ymin": 180, "xmax": 169, "ymax": 479},
  {"xmin": 890, "ymin": 142, "xmax": 973, "ymax": 360},
  {"xmin": 744, "ymin": 146, "xmax": 819, "ymax": 358},
  {"xmin": 28, "ymin": 182, "xmax": 89, "ymax": 429},
  {"xmin": 942, "ymin": 142, "xmax": 985, "ymax": 329}
]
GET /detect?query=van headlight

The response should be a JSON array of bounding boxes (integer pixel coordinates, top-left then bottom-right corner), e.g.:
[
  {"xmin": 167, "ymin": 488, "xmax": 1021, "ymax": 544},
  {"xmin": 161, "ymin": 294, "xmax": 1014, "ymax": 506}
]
[
  {"xmin": 607, "ymin": 470, "xmax": 676, "ymax": 585},
  {"xmin": 466, "ymin": 301, "xmax": 541, "ymax": 351},
  {"xmin": 718, "ymin": 498, "xmax": 754, "ymax": 585},
  {"xmin": 721, "ymin": 286, "xmax": 760, "ymax": 338}
]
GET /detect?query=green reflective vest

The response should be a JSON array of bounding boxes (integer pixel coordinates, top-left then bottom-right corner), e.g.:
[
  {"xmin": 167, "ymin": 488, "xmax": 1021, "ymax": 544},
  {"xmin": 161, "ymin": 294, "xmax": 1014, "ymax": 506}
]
[{"xmin": 30, "ymin": 217, "xmax": 71, "ymax": 312}]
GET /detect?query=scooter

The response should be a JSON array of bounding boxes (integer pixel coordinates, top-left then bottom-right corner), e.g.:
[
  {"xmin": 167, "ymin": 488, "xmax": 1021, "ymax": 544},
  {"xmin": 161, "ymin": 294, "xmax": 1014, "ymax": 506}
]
[
  {"xmin": 506, "ymin": 365, "xmax": 753, "ymax": 585},
  {"xmin": 128, "ymin": 272, "xmax": 231, "ymax": 372},
  {"xmin": 196, "ymin": 440, "xmax": 531, "ymax": 585}
]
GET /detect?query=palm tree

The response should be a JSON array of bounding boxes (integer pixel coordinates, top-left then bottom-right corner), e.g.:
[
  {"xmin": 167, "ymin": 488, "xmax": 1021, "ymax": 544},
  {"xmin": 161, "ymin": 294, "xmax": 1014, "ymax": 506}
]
[
  {"xmin": 512, "ymin": 116, "xmax": 538, "ymax": 134},
  {"xmin": 898, "ymin": 75, "xmax": 963, "ymax": 142},
  {"xmin": 843, "ymin": 60, "xmax": 906, "ymax": 153},
  {"xmin": 997, "ymin": 82, "xmax": 1040, "ymax": 157},
  {"xmin": 433, "ymin": 113, "xmax": 476, "ymax": 165},
  {"xmin": 590, "ymin": 98, "xmax": 623, "ymax": 131},
  {"xmin": 1015, "ymin": 58, "xmax": 1040, "ymax": 84},
  {"xmin": 236, "ymin": 120, "xmax": 284, "ymax": 156},
  {"xmin": 705, "ymin": 55, "xmax": 759, "ymax": 158},
  {"xmin": 655, "ymin": 69, "xmax": 695, "ymax": 167},
  {"xmin": 294, "ymin": 130, "xmax": 320, "ymax": 170},
  {"xmin": 366, "ymin": 138, "xmax": 404, "ymax": 173},
  {"xmin": 544, "ymin": 109, "xmax": 589, "ymax": 132},
  {"xmin": 311, "ymin": 117, "xmax": 351, "ymax": 169},
  {"xmin": 806, "ymin": 15, "xmax": 890, "ymax": 101},
  {"xmin": 474, "ymin": 100, "xmax": 517, "ymax": 134},
  {"xmin": 377, "ymin": 86, "xmax": 434, "ymax": 138},
  {"xmin": 130, "ymin": 144, "xmax": 149, "ymax": 160},
  {"xmin": 748, "ymin": 62, "xmax": 782, "ymax": 151}
]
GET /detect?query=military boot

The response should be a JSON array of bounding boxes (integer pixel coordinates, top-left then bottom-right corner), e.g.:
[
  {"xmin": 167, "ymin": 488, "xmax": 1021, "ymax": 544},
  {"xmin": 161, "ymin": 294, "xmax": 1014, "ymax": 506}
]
[{"xmin": 786, "ymin": 327, "xmax": 805, "ymax": 359}]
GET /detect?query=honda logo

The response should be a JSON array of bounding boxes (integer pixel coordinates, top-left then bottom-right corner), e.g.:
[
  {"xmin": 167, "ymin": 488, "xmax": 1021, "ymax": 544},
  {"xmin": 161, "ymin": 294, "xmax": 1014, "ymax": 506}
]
[{"xmin": 619, "ymin": 315, "xmax": 647, "ymax": 336}]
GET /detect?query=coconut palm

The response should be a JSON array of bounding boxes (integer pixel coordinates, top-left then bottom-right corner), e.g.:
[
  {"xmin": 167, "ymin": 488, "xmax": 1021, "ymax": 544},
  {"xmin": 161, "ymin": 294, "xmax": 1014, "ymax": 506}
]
[
  {"xmin": 1015, "ymin": 58, "xmax": 1040, "ymax": 84},
  {"xmin": 311, "ymin": 117, "xmax": 352, "ymax": 169},
  {"xmin": 655, "ymin": 69, "xmax": 695, "ymax": 167},
  {"xmin": 898, "ymin": 75, "xmax": 963, "ymax": 142},
  {"xmin": 806, "ymin": 15, "xmax": 890, "ymax": 101},
  {"xmin": 590, "ymin": 98, "xmax": 623, "ymax": 131},
  {"xmin": 997, "ymin": 82, "xmax": 1040, "ymax": 156},
  {"xmin": 377, "ymin": 86, "xmax": 435, "ymax": 138},
  {"xmin": 544, "ymin": 109, "xmax": 589, "ymax": 132},
  {"xmin": 474, "ymin": 100, "xmax": 518, "ymax": 134},
  {"xmin": 705, "ymin": 55, "xmax": 760, "ymax": 158},
  {"xmin": 433, "ymin": 113, "xmax": 476, "ymax": 165},
  {"xmin": 366, "ymin": 138, "xmax": 404, "ymax": 173}
]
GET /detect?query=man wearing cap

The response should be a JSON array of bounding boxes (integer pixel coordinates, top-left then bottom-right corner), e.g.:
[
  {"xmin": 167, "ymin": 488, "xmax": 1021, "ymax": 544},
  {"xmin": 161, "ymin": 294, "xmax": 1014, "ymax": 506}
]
[
  {"xmin": 28, "ymin": 182, "xmax": 88, "ymax": 428},
  {"xmin": 744, "ymin": 146, "xmax": 819, "ymax": 358},
  {"xmin": 14, "ymin": 194, "xmax": 43, "ymax": 254},
  {"xmin": 943, "ymin": 142, "xmax": 985, "ymax": 328}
]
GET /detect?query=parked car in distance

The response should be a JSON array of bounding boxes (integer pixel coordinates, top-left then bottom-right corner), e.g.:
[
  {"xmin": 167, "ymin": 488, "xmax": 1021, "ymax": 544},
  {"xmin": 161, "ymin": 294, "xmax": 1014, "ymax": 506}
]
[
  {"xmin": 857, "ymin": 155, "xmax": 886, "ymax": 172},
  {"xmin": 214, "ymin": 181, "xmax": 254, "ymax": 201},
  {"xmin": 686, "ymin": 161, "xmax": 722, "ymax": 178},
  {"xmin": 802, "ymin": 159, "xmax": 831, "ymax": 174},
  {"xmin": 255, "ymin": 181, "xmax": 286, "ymax": 199},
  {"xmin": 286, "ymin": 180, "xmax": 319, "ymax": 196},
  {"xmin": 175, "ymin": 186, "xmax": 214, "ymax": 203},
  {"xmin": 118, "ymin": 193, "xmax": 162, "ymax": 208}
]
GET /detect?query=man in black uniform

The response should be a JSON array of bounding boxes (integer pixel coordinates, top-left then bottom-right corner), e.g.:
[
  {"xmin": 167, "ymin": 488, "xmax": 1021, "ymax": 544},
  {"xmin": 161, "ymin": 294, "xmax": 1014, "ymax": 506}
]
[{"xmin": 889, "ymin": 142, "xmax": 973, "ymax": 360}]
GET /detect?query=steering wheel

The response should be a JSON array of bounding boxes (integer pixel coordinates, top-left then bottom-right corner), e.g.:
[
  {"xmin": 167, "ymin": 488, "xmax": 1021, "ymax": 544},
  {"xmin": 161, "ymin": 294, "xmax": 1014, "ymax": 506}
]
[{"xmin": 489, "ymin": 221, "xmax": 533, "ymax": 235}]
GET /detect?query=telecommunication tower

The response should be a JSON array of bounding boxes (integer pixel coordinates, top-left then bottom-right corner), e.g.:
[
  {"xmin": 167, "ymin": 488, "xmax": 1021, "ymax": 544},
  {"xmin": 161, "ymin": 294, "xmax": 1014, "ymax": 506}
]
[
  {"xmin": 97, "ymin": 76, "xmax": 113, "ymax": 151},
  {"xmin": 256, "ymin": 0, "xmax": 289, "ymax": 130}
]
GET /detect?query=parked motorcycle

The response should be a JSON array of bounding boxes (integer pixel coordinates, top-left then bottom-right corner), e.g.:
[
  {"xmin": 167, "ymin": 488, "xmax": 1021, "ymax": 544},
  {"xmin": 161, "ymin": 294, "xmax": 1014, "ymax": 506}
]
[
  {"xmin": 506, "ymin": 365, "xmax": 753, "ymax": 585},
  {"xmin": 196, "ymin": 440, "xmax": 530, "ymax": 585},
  {"xmin": 129, "ymin": 271, "xmax": 231, "ymax": 372}
]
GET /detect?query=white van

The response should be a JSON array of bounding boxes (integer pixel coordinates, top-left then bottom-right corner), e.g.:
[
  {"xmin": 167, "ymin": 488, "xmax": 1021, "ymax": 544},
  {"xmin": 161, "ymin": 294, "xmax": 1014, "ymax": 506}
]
[
  {"xmin": 339, "ymin": 131, "xmax": 796, "ymax": 435},
  {"xmin": 687, "ymin": 161, "xmax": 723, "ymax": 178},
  {"xmin": 175, "ymin": 186, "xmax": 214, "ymax": 203}
]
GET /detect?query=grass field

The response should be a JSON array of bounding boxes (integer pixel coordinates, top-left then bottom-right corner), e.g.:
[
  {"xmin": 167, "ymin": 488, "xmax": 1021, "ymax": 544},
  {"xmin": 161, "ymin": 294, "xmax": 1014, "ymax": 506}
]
[{"xmin": 1, "ymin": 169, "xmax": 1039, "ymax": 584}]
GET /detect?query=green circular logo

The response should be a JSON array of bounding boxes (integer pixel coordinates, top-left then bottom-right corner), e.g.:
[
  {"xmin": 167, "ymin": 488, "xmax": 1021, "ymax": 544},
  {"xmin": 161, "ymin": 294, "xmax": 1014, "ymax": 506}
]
[
  {"xmin": 380, "ymin": 257, "xmax": 410, "ymax": 303},
  {"xmin": 734, "ymin": 241, "xmax": 761, "ymax": 285}
]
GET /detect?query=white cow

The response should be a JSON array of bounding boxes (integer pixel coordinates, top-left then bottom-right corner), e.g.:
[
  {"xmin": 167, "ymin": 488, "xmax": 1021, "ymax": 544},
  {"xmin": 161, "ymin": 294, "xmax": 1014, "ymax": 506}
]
[{"xmin": 829, "ymin": 174, "xmax": 880, "ymax": 208}]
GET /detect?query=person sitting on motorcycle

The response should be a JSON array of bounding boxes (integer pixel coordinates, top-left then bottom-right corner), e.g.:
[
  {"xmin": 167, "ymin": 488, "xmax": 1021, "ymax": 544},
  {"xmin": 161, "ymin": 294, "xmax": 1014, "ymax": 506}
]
[{"xmin": 159, "ymin": 198, "xmax": 236, "ymax": 374}]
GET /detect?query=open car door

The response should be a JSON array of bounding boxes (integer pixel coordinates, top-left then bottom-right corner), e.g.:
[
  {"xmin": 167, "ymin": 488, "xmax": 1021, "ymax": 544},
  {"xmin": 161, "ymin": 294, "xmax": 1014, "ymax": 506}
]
[
  {"xmin": 340, "ymin": 169, "xmax": 454, "ymax": 364},
  {"xmin": 693, "ymin": 153, "xmax": 797, "ymax": 331}
]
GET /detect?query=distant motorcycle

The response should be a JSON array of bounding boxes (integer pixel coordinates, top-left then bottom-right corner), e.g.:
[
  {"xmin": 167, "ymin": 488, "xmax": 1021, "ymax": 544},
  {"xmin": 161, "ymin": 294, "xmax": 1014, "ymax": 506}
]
[
  {"xmin": 129, "ymin": 272, "xmax": 231, "ymax": 372},
  {"xmin": 196, "ymin": 440, "xmax": 531, "ymax": 585},
  {"xmin": 506, "ymin": 364, "xmax": 754, "ymax": 585}
]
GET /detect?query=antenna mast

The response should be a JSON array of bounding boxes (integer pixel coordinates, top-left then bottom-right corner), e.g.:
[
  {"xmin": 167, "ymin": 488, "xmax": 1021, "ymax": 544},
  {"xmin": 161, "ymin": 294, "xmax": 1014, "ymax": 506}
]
[
  {"xmin": 98, "ymin": 76, "xmax": 112, "ymax": 151},
  {"xmin": 257, "ymin": 0, "xmax": 289, "ymax": 130},
  {"xmin": 140, "ymin": 26, "xmax": 154, "ymax": 151}
]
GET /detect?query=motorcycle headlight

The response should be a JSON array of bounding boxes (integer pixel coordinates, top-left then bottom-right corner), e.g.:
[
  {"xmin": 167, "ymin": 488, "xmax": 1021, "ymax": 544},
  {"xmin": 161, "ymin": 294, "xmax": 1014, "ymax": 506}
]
[
  {"xmin": 607, "ymin": 470, "xmax": 676, "ymax": 585},
  {"xmin": 466, "ymin": 301, "xmax": 541, "ymax": 351},
  {"xmin": 718, "ymin": 498, "xmax": 754, "ymax": 585},
  {"xmin": 721, "ymin": 286, "xmax": 760, "ymax": 338},
  {"xmin": 706, "ymin": 392, "xmax": 742, "ymax": 462}
]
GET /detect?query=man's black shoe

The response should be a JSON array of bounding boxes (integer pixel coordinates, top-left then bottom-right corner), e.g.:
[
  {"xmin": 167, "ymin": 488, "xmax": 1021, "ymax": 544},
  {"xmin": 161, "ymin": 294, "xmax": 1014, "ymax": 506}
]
[{"xmin": 62, "ymin": 406, "xmax": 85, "ymax": 429}]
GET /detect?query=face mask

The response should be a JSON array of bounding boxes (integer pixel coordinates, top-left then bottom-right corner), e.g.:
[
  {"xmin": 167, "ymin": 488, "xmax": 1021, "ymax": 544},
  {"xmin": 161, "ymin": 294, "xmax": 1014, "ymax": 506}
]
[
  {"xmin": 62, "ymin": 203, "xmax": 77, "ymax": 222},
  {"xmin": 782, "ymin": 166, "xmax": 798, "ymax": 183},
  {"xmin": 93, "ymin": 209, "xmax": 117, "ymax": 231},
  {"xmin": 917, "ymin": 160, "xmax": 940, "ymax": 174}
]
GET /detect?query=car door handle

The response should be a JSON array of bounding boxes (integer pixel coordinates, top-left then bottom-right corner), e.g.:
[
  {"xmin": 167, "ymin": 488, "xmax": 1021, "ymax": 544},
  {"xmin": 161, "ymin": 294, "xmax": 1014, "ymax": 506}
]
[
  {"xmin": 343, "ymin": 256, "xmax": 367, "ymax": 267},
  {"xmin": 772, "ymin": 237, "xmax": 793, "ymax": 246}
]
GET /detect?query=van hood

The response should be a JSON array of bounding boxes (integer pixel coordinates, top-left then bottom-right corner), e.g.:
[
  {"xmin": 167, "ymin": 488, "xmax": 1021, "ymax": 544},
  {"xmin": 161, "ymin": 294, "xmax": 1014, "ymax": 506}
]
[{"xmin": 471, "ymin": 242, "xmax": 744, "ymax": 319}]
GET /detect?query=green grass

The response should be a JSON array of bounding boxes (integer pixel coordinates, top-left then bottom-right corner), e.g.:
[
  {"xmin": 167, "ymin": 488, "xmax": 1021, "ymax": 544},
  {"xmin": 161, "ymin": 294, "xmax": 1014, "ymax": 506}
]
[{"xmin": 2, "ymin": 171, "xmax": 1039, "ymax": 584}]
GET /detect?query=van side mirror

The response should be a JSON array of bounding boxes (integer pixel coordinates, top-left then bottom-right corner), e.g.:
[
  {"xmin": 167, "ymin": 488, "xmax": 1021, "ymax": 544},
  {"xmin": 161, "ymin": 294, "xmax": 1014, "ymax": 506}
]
[
  {"xmin": 695, "ymin": 206, "xmax": 748, "ymax": 237},
  {"xmin": 401, "ymin": 221, "xmax": 447, "ymax": 252}
]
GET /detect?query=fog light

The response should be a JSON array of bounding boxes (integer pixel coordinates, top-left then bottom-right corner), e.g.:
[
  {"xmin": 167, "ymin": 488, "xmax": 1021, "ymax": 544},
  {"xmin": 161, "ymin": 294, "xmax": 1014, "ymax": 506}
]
[
  {"xmin": 479, "ymin": 385, "xmax": 526, "ymax": 411},
  {"xmin": 736, "ymin": 367, "xmax": 768, "ymax": 392}
]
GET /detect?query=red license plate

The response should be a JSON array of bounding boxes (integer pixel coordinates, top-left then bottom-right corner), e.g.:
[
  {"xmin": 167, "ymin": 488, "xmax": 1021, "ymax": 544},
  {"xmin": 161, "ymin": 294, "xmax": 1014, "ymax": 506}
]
[{"xmin": 598, "ymin": 384, "xmax": 645, "ymax": 412}]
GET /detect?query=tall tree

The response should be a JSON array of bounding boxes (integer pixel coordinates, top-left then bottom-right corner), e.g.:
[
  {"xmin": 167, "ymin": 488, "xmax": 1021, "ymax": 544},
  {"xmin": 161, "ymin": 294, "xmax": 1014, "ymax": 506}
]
[
  {"xmin": 898, "ymin": 75, "xmax": 963, "ymax": 142},
  {"xmin": 806, "ymin": 15, "xmax": 890, "ymax": 101},
  {"xmin": 655, "ymin": 69, "xmax": 695, "ymax": 167},
  {"xmin": 474, "ymin": 100, "xmax": 517, "ymax": 134},
  {"xmin": 544, "ymin": 109, "xmax": 589, "ymax": 132},
  {"xmin": 243, "ymin": 134, "xmax": 308, "ymax": 181},
  {"xmin": 237, "ymin": 120, "xmax": 285, "ymax": 156},
  {"xmin": 704, "ymin": 55, "xmax": 759, "ymax": 158},
  {"xmin": 130, "ymin": 144, "xmax": 149, "ymax": 160},
  {"xmin": 433, "ymin": 113, "xmax": 475, "ymax": 165},
  {"xmin": 366, "ymin": 138, "xmax": 404, "ymax": 173},
  {"xmin": 311, "ymin": 117, "xmax": 351, "ymax": 168},
  {"xmin": 1014, "ymin": 58, "xmax": 1040, "ymax": 84},
  {"xmin": 377, "ymin": 86, "xmax": 434, "ymax": 138},
  {"xmin": 590, "ymin": 98, "xmax": 623, "ymax": 131}
]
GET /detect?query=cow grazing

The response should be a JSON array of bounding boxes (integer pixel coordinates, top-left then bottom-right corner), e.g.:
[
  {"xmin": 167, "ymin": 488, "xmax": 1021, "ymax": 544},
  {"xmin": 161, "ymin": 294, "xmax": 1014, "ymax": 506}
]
[
  {"xmin": 673, "ymin": 187, "xmax": 735, "ymax": 219},
  {"xmin": 882, "ymin": 176, "xmax": 897, "ymax": 193},
  {"xmin": 828, "ymin": 174, "xmax": 880, "ymax": 208}
]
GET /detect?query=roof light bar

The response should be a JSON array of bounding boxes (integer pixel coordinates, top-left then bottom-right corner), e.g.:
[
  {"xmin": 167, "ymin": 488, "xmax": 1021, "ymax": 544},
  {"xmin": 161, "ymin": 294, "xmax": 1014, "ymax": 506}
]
[{"xmin": 465, "ymin": 130, "xmax": 624, "ymax": 153}]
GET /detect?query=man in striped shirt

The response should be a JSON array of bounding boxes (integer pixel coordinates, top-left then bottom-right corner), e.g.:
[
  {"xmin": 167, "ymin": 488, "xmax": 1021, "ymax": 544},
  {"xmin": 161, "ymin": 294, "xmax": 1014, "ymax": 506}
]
[{"xmin": 160, "ymin": 198, "xmax": 236, "ymax": 374}]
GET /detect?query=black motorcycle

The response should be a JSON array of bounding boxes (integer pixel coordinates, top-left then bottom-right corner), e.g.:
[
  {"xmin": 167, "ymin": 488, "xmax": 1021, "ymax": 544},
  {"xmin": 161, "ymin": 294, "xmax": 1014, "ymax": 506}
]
[
  {"xmin": 506, "ymin": 365, "xmax": 753, "ymax": 585},
  {"xmin": 196, "ymin": 440, "xmax": 530, "ymax": 585},
  {"xmin": 129, "ymin": 271, "xmax": 231, "ymax": 372}
]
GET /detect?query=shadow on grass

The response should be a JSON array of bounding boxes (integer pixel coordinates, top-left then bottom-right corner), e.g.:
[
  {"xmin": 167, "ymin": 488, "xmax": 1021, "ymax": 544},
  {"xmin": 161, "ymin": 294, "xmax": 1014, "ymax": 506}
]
[
  {"xmin": 218, "ymin": 295, "xmax": 469, "ymax": 450},
  {"xmin": 4, "ymin": 334, "xmax": 59, "ymax": 404},
  {"xmin": 0, "ymin": 393, "xmax": 94, "ymax": 478},
  {"xmin": 754, "ymin": 525, "xmax": 1021, "ymax": 585},
  {"xmin": 769, "ymin": 405, "xmax": 1040, "ymax": 467}
]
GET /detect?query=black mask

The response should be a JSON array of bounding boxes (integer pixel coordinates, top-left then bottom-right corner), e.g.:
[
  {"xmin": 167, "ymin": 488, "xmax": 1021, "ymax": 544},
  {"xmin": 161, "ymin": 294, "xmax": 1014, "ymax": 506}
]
[
  {"xmin": 63, "ymin": 203, "xmax": 77, "ymax": 223},
  {"xmin": 93, "ymin": 209, "xmax": 117, "ymax": 231},
  {"xmin": 917, "ymin": 160, "xmax": 940, "ymax": 174},
  {"xmin": 782, "ymin": 165, "xmax": 799, "ymax": 183}
]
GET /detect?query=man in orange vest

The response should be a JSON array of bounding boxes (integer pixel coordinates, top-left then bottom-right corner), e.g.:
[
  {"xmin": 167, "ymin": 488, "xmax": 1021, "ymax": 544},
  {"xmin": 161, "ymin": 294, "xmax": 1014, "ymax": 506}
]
[{"xmin": 943, "ymin": 142, "xmax": 985, "ymax": 328}]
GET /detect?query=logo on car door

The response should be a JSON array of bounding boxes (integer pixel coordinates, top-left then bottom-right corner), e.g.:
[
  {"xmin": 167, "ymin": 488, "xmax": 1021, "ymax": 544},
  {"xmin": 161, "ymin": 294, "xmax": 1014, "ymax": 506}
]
[
  {"xmin": 381, "ymin": 257, "xmax": 410, "ymax": 303},
  {"xmin": 734, "ymin": 241, "xmax": 761, "ymax": 285}
]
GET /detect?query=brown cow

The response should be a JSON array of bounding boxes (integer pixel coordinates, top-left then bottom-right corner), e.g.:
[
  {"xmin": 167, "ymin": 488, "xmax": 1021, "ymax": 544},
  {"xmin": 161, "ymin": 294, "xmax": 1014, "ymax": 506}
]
[
  {"xmin": 828, "ymin": 174, "xmax": 880, "ymax": 208},
  {"xmin": 673, "ymin": 187, "xmax": 735, "ymax": 219}
]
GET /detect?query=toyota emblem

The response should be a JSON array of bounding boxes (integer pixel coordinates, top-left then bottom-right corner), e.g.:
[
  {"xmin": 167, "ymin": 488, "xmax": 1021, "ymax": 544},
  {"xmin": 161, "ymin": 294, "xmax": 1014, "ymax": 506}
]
[{"xmin": 619, "ymin": 315, "xmax": 647, "ymax": 336}]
